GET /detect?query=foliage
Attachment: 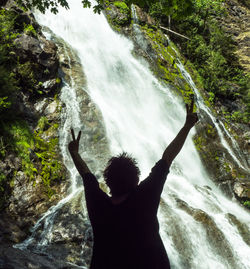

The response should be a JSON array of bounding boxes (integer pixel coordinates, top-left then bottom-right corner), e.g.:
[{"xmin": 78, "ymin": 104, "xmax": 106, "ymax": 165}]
[
  {"xmin": 147, "ymin": 0, "xmax": 194, "ymax": 22},
  {"xmin": 13, "ymin": 0, "xmax": 195, "ymax": 17},
  {"xmin": 114, "ymin": 1, "xmax": 129, "ymax": 12},
  {"xmin": 166, "ymin": 1, "xmax": 250, "ymax": 123},
  {"xmin": 1, "ymin": 120, "xmax": 36, "ymax": 177},
  {"xmin": 15, "ymin": 0, "xmax": 69, "ymax": 14},
  {"xmin": 0, "ymin": 117, "xmax": 63, "ymax": 200},
  {"xmin": 15, "ymin": 0, "xmax": 106, "ymax": 14},
  {"xmin": 128, "ymin": 0, "xmax": 249, "ymax": 123},
  {"xmin": 243, "ymin": 200, "xmax": 250, "ymax": 209},
  {"xmin": 0, "ymin": 172, "xmax": 8, "ymax": 209},
  {"xmin": 0, "ymin": 9, "xmax": 20, "ymax": 115},
  {"xmin": 35, "ymin": 134, "xmax": 62, "ymax": 197},
  {"xmin": 23, "ymin": 23, "xmax": 37, "ymax": 37}
]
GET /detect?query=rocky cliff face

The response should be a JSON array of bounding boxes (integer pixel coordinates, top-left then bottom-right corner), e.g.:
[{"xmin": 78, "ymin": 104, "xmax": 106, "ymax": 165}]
[
  {"xmin": 0, "ymin": 0, "xmax": 68, "ymax": 246},
  {"xmin": 0, "ymin": 2, "xmax": 78, "ymax": 268},
  {"xmin": 221, "ymin": 0, "xmax": 250, "ymax": 73}
]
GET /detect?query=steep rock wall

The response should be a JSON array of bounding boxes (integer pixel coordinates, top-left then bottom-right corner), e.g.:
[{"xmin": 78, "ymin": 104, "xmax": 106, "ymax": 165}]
[{"xmin": 0, "ymin": 1, "xmax": 68, "ymax": 245}]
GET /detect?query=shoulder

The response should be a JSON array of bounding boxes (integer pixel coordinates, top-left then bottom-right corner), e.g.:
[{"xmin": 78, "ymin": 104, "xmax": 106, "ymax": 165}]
[
  {"xmin": 150, "ymin": 159, "xmax": 169, "ymax": 176},
  {"xmin": 139, "ymin": 159, "xmax": 169, "ymax": 188}
]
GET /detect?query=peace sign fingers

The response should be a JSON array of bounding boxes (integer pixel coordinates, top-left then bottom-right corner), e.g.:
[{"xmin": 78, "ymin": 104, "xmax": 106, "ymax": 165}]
[
  {"xmin": 185, "ymin": 95, "xmax": 198, "ymax": 128},
  {"xmin": 77, "ymin": 131, "xmax": 81, "ymax": 142},
  {"xmin": 69, "ymin": 129, "xmax": 81, "ymax": 154},
  {"xmin": 71, "ymin": 128, "xmax": 76, "ymax": 141},
  {"xmin": 190, "ymin": 95, "xmax": 195, "ymax": 113},
  {"xmin": 71, "ymin": 129, "xmax": 81, "ymax": 142}
]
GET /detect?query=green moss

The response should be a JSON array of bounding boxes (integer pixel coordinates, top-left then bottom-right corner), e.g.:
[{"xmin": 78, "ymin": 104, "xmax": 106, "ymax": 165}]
[
  {"xmin": 34, "ymin": 121, "xmax": 64, "ymax": 198},
  {"xmin": 1, "ymin": 120, "xmax": 37, "ymax": 186},
  {"xmin": 0, "ymin": 117, "xmax": 64, "ymax": 200},
  {"xmin": 223, "ymin": 162, "xmax": 231, "ymax": 173},
  {"xmin": 0, "ymin": 173, "xmax": 7, "ymax": 209},
  {"xmin": 173, "ymin": 8, "xmax": 250, "ymax": 124},
  {"xmin": 0, "ymin": 9, "xmax": 20, "ymax": 115},
  {"xmin": 23, "ymin": 23, "xmax": 37, "ymax": 37},
  {"xmin": 106, "ymin": 14, "xmax": 121, "ymax": 32},
  {"xmin": 140, "ymin": 25, "xmax": 196, "ymax": 103},
  {"xmin": 193, "ymin": 135, "xmax": 205, "ymax": 152},
  {"xmin": 206, "ymin": 124, "xmax": 216, "ymax": 138},
  {"xmin": 0, "ymin": 136, "xmax": 6, "ymax": 158},
  {"xmin": 3, "ymin": 120, "xmax": 34, "ymax": 154},
  {"xmin": 92, "ymin": 132, "xmax": 101, "ymax": 143},
  {"xmin": 37, "ymin": 116, "xmax": 50, "ymax": 131},
  {"xmin": 17, "ymin": 62, "xmax": 37, "ymax": 90},
  {"xmin": 243, "ymin": 200, "xmax": 250, "ymax": 209},
  {"xmin": 114, "ymin": 1, "xmax": 129, "ymax": 12},
  {"xmin": 105, "ymin": 1, "xmax": 130, "ymax": 29}
]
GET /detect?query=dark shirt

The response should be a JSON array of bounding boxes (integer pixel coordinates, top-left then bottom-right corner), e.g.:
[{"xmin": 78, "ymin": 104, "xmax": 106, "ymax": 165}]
[{"xmin": 83, "ymin": 159, "xmax": 170, "ymax": 269}]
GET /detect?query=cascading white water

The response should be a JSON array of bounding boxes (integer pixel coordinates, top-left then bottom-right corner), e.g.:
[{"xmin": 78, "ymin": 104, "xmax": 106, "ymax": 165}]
[
  {"xmin": 155, "ymin": 33, "xmax": 248, "ymax": 171},
  {"xmin": 174, "ymin": 55, "xmax": 248, "ymax": 170},
  {"xmin": 27, "ymin": 1, "xmax": 250, "ymax": 268}
]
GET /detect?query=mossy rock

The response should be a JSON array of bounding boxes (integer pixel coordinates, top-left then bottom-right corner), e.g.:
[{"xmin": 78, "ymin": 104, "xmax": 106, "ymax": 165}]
[{"xmin": 105, "ymin": 1, "xmax": 131, "ymax": 28}]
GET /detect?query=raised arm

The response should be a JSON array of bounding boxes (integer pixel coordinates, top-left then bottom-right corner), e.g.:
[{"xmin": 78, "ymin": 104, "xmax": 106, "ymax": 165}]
[
  {"xmin": 68, "ymin": 129, "xmax": 91, "ymax": 177},
  {"xmin": 162, "ymin": 97, "xmax": 198, "ymax": 167}
]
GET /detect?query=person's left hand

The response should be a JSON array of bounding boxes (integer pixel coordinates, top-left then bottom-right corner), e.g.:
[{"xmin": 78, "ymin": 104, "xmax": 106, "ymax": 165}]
[{"xmin": 68, "ymin": 129, "xmax": 81, "ymax": 154}]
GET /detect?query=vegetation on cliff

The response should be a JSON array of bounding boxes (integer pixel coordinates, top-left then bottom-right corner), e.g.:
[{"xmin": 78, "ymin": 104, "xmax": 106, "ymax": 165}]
[
  {"xmin": 0, "ymin": 6, "xmax": 65, "ymax": 210},
  {"xmin": 127, "ymin": 0, "xmax": 250, "ymax": 124}
]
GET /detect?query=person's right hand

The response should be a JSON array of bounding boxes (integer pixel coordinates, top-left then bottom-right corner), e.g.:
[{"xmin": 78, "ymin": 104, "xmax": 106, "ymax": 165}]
[
  {"xmin": 185, "ymin": 96, "xmax": 199, "ymax": 128},
  {"xmin": 68, "ymin": 129, "xmax": 81, "ymax": 154}
]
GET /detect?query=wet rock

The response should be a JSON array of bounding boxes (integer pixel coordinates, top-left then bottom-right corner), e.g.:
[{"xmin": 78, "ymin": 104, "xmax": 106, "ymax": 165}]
[
  {"xmin": 233, "ymin": 180, "xmax": 250, "ymax": 199},
  {"xmin": 6, "ymin": 167, "xmax": 68, "ymax": 240},
  {"xmin": 174, "ymin": 198, "xmax": 239, "ymax": 268},
  {"xmin": 104, "ymin": 1, "xmax": 130, "ymax": 27},
  {"xmin": 132, "ymin": 5, "xmax": 156, "ymax": 26},
  {"xmin": 42, "ymin": 79, "xmax": 59, "ymax": 94},
  {"xmin": 44, "ymin": 100, "xmax": 58, "ymax": 116},
  {"xmin": 14, "ymin": 34, "xmax": 43, "ymax": 62},
  {"xmin": 37, "ymin": 36, "xmax": 59, "ymax": 77},
  {"xmin": 4, "ymin": 154, "xmax": 22, "ymax": 171},
  {"xmin": 34, "ymin": 98, "xmax": 49, "ymax": 114},
  {"xmin": 226, "ymin": 213, "xmax": 250, "ymax": 246},
  {"xmin": 23, "ymin": 191, "xmax": 92, "ymax": 267},
  {"xmin": 220, "ymin": 0, "xmax": 250, "ymax": 73},
  {"xmin": 0, "ymin": 244, "xmax": 86, "ymax": 269},
  {"xmin": 14, "ymin": 34, "xmax": 59, "ymax": 82},
  {"xmin": 0, "ymin": 3, "xmax": 70, "ymax": 266}
]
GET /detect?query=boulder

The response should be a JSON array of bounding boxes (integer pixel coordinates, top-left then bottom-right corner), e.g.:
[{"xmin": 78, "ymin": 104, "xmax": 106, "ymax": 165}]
[
  {"xmin": 14, "ymin": 34, "xmax": 59, "ymax": 81},
  {"xmin": 233, "ymin": 180, "xmax": 250, "ymax": 199},
  {"xmin": 105, "ymin": 1, "xmax": 130, "ymax": 27},
  {"xmin": 14, "ymin": 34, "xmax": 42, "ymax": 62}
]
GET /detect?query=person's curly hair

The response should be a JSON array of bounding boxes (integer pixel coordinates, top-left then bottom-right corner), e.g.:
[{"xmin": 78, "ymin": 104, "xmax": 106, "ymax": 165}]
[{"xmin": 103, "ymin": 152, "xmax": 140, "ymax": 196}]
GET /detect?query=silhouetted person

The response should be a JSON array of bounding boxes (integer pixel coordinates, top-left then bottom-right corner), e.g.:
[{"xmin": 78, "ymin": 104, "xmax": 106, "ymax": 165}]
[{"xmin": 68, "ymin": 97, "xmax": 198, "ymax": 269}]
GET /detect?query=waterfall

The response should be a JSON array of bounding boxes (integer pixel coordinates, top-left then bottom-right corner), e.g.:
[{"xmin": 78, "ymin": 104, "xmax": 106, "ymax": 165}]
[
  {"xmin": 173, "ymin": 52, "xmax": 248, "ymax": 170},
  {"xmin": 18, "ymin": 1, "xmax": 250, "ymax": 268}
]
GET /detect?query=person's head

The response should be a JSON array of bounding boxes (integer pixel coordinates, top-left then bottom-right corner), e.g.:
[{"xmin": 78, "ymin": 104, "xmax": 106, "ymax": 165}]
[{"xmin": 103, "ymin": 152, "xmax": 140, "ymax": 196}]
